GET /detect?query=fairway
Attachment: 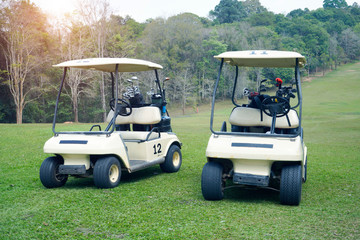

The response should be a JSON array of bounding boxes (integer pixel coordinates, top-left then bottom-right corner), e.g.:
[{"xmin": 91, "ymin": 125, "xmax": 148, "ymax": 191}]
[{"xmin": 0, "ymin": 63, "xmax": 359, "ymax": 239}]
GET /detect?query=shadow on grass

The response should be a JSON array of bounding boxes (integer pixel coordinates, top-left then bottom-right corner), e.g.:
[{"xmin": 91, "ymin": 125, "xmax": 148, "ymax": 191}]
[
  {"xmin": 59, "ymin": 165, "xmax": 164, "ymax": 189},
  {"xmin": 120, "ymin": 166, "xmax": 164, "ymax": 184},
  {"xmin": 224, "ymin": 185, "xmax": 280, "ymax": 204}
]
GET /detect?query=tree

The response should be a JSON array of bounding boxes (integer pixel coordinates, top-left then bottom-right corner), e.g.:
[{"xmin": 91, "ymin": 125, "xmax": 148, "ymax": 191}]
[
  {"xmin": 339, "ymin": 28, "xmax": 360, "ymax": 61},
  {"xmin": 249, "ymin": 11, "xmax": 276, "ymax": 26},
  {"xmin": 287, "ymin": 8, "xmax": 310, "ymax": 19},
  {"xmin": 0, "ymin": 0, "xmax": 49, "ymax": 124},
  {"xmin": 247, "ymin": 26, "xmax": 280, "ymax": 49},
  {"xmin": 78, "ymin": 0, "xmax": 111, "ymax": 122},
  {"xmin": 140, "ymin": 13, "xmax": 205, "ymax": 111},
  {"xmin": 106, "ymin": 15, "xmax": 140, "ymax": 58},
  {"xmin": 323, "ymin": 0, "xmax": 348, "ymax": 9},
  {"xmin": 242, "ymin": 0, "xmax": 267, "ymax": 16},
  {"xmin": 54, "ymin": 18, "xmax": 93, "ymax": 123},
  {"xmin": 174, "ymin": 68, "xmax": 196, "ymax": 115},
  {"xmin": 198, "ymin": 31, "xmax": 227, "ymax": 102},
  {"xmin": 210, "ymin": 0, "xmax": 246, "ymax": 24},
  {"xmin": 217, "ymin": 22, "xmax": 251, "ymax": 51},
  {"xmin": 329, "ymin": 35, "xmax": 339, "ymax": 69}
]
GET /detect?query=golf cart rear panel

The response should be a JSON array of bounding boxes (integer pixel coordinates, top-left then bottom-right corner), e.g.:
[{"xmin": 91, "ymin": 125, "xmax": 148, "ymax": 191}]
[{"xmin": 201, "ymin": 50, "xmax": 307, "ymax": 205}]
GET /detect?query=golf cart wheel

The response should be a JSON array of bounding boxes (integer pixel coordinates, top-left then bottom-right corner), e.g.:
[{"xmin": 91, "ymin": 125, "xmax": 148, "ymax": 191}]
[
  {"xmin": 201, "ymin": 162, "xmax": 224, "ymax": 201},
  {"xmin": 40, "ymin": 156, "xmax": 68, "ymax": 188},
  {"xmin": 93, "ymin": 157, "xmax": 121, "ymax": 189},
  {"xmin": 280, "ymin": 164, "xmax": 302, "ymax": 205},
  {"xmin": 160, "ymin": 145, "xmax": 182, "ymax": 173}
]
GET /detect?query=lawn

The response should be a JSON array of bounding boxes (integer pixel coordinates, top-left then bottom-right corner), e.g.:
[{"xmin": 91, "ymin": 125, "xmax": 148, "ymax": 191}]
[{"xmin": 0, "ymin": 63, "xmax": 359, "ymax": 239}]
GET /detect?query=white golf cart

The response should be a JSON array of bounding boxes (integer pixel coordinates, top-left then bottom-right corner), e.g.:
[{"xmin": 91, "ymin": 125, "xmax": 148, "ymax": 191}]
[
  {"xmin": 40, "ymin": 58, "xmax": 182, "ymax": 189},
  {"xmin": 201, "ymin": 50, "xmax": 307, "ymax": 205}
]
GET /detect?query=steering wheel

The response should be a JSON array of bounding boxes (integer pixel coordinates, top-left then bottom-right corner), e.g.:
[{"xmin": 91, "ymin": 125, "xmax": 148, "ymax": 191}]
[
  {"xmin": 109, "ymin": 98, "xmax": 132, "ymax": 116},
  {"xmin": 261, "ymin": 96, "xmax": 290, "ymax": 118}
]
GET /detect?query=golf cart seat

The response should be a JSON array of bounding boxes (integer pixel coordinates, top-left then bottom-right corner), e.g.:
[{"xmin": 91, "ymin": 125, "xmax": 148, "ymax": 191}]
[
  {"xmin": 229, "ymin": 107, "xmax": 299, "ymax": 130},
  {"xmin": 106, "ymin": 106, "xmax": 161, "ymax": 125},
  {"xmin": 106, "ymin": 106, "xmax": 162, "ymax": 142},
  {"xmin": 120, "ymin": 130, "xmax": 160, "ymax": 142}
]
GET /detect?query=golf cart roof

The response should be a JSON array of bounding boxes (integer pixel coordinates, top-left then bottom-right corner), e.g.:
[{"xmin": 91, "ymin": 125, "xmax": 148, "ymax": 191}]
[
  {"xmin": 53, "ymin": 58, "xmax": 163, "ymax": 72},
  {"xmin": 215, "ymin": 50, "xmax": 306, "ymax": 68}
]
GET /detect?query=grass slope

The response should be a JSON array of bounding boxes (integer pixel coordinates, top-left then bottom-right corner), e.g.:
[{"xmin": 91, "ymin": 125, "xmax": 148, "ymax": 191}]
[{"xmin": 0, "ymin": 63, "xmax": 359, "ymax": 239}]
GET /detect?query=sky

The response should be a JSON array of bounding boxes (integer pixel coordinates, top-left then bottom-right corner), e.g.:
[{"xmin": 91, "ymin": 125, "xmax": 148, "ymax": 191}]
[{"xmin": 32, "ymin": 0, "xmax": 360, "ymax": 23}]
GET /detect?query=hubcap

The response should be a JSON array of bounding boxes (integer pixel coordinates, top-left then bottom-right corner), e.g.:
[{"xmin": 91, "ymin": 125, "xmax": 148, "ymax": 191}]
[
  {"xmin": 109, "ymin": 164, "xmax": 119, "ymax": 183},
  {"xmin": 172, "ymin": 151, "xmax": 180, "ymax": 167}
]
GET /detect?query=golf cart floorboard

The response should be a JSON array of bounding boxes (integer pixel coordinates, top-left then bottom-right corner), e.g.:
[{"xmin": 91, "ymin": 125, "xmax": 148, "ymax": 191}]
[{"xmin": 128, "ymin": 158, "xmax": 164, "ymax": 172}]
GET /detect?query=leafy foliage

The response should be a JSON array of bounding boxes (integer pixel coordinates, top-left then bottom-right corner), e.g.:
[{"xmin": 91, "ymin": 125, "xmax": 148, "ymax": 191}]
[
  {"xmin": 0, "ymin": 0, "xmax": 360, "ymax": 123},
  {"xmin": 323, "ymin": 0, "xmax": 348, "ymax": 9}
]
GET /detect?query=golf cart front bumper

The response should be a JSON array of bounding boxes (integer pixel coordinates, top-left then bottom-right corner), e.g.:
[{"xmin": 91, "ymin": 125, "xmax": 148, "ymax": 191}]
[{"xmin": 43, "ymin": 133, "xmax": 129, "ymax": 170}]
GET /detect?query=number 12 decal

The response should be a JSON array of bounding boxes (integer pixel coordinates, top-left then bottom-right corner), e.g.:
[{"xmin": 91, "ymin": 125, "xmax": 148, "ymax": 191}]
[{"xmin": 153, "ymin": 143, "xmax": 162, "ymax": 154}]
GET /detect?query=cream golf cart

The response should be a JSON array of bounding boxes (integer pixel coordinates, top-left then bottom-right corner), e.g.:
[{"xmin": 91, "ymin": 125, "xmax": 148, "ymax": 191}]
[
  {"xmin": 201, "ymin": 50, "xmax": 307, "ymax": 205},
  {"xmin": 40, "ymin": 58, "xmax": 182, "ymax": 189}
]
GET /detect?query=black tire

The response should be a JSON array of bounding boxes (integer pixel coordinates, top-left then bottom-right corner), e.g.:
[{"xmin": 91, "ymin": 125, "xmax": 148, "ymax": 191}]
[
  {"xmin": 201, "ymin": 162, "xmax": 224, "ymax": 200},
  {"xmin": 40, "ymin": 156, "xmax": 68, "ymax": 188},
  {"xmin": 280, "ymin": 164, "xmax": 302, "ymax": 205},
  {"xmin": 160, "ymin": 145, "xmax": 182, "ymax": 173},
  {"xmin": 93, "ymin": 157, "xmax": 121, "ymax": 189}
]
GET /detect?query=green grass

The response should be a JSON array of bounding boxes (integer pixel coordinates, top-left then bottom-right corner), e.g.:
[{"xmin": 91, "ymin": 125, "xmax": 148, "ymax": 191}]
[{"xmin": 0, "ymin": 63, "xmax": 359, "ymax": 239}]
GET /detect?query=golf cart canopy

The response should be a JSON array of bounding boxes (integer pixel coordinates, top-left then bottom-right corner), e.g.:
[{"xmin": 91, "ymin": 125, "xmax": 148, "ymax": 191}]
[
  {"xmin": 53, "ymin": 58, "xmax": 163, "ymax": 72},
  {"xmin": 215, "ymin": 50, "xmax": 306, "ymax": 68},
  {"xmin": 51, "ymin": 57, "xmax": 164, "ymax": 136}
]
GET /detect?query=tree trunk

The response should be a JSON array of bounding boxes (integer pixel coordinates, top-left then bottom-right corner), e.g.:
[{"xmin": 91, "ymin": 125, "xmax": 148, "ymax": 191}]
[
  {"xmin": 16, "ymin": 105, "xmax": 23, "ymax": 124},
  {"xmin": 73, "ymin": 97, "xmax": 79, "ymax": 123},
  {"xmin": 182, "ymin": 98, "xmax": 185, "ymax": 115}
]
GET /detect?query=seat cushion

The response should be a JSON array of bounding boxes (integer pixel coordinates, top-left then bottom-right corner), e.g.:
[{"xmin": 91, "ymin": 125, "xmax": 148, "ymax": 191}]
[
  {"xmin": 106, "ymin": 106, "xmax": 161, "ymax": 125},
  {"xmin": 120, "ymin": 131, "xmax": 159, "ymax": 141},
  {"xmin": 229, "ymin": 107, "xmax": 299, "ymax": 129}
]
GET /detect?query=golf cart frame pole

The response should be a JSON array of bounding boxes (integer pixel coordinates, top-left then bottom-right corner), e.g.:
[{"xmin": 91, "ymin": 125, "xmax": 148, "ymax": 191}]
[
  {"xmin": 154, "ymin": 69, "xmax": 168, "ymax": 117},
  {"xmin": 52, "ymin": 67, "xmax": 68, "ymax": 135},
  {"xmin": 108, "ymin": 64, "xmax": 120, "ymax": 134},
  {"xmin": 210, "ymin": 58, "xmax": 300, "ymax": 138},
  {"xmin": 154, "ymin": 69, "xmax": 164, "ymax": 99},
  {"xmin": 111, "ymin": 72, "xmax": 115, "ymax": 99},
  {"xmin": 210, "ymin": 58, "xmax": 224, "ymax": 133},
  {"xmin": 52, "ymin": 66, "xmax": 119, "ymax": 136},
  {"xmin": 295, "ymin": 58, "xmax": 303, "ymax": 137},
  {"xmin": 231, "ymin": 66, "xmax": 241, "ymax": 107}
]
